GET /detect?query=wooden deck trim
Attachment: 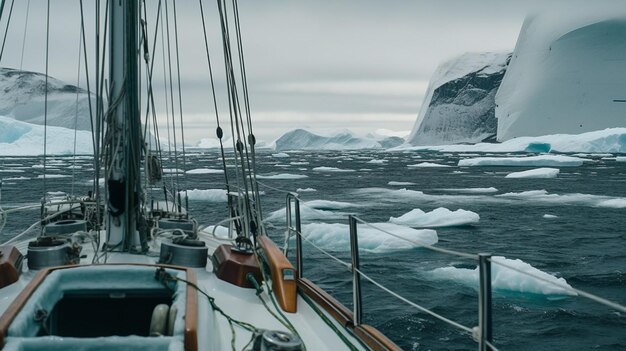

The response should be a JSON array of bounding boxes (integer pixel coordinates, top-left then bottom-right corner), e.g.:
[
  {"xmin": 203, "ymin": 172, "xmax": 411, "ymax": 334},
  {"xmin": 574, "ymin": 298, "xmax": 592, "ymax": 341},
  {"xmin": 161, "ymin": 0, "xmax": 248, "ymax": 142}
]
[
  {"xmin": 0, "ymin": 269, "xmax": 48, "ymax": 346},
  {"xmin": 0, "ymin": 263, "xmax": 198, "ymax": 351},
  {"xmin": 297, "ymin": 278, "xmax": 353, "ymax": 328},
  {"xmin": 297, "ymin": 278, "xmax": 402, "ymax": 351},
  {"xmin": 257, "ymin": 236, "xmax": 297, "ymax": 313},
  {"xmin": 184, "ymin": 268, "xmax": 198, "ymax": 351},
  {"xmin": 353, "ymin": 324, "xmax": 403, "ymax": 351}
]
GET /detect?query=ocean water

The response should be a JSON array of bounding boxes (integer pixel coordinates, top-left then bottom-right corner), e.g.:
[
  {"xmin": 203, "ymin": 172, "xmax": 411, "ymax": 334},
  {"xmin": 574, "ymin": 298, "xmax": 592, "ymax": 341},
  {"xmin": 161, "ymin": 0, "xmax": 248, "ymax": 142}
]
[{"xmin": 1, "ymin": 150, "xmax": 625, "ymax": 350}]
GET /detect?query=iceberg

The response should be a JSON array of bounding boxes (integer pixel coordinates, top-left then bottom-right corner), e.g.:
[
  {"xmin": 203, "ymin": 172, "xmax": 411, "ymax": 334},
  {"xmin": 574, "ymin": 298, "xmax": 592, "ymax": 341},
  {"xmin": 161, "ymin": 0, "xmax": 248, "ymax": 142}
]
[
  {"xmin": 496, "ymin": 9, "xmax": 626, "ymax": 140},
  {"xmin": 255, "ymin": 173, "xmax": 308, "ymax": 180},
  {"xmin": 389, "ymin": 207, "xmax": 479, "ymax": 228},
  {"xmin": 0, "ymin": 115, "xmax": 93, "ymax": 156},
  {"xmin": 408, "ymin": 52, "xmax": 511, "ymax": 145},
  {"xmin": 179, "ymin": 189, "xmax": 227, "ymax": 202},
  {"xmin": 505, "ymin": 168, "xmax": 560, "ymax": 179},
  {"xmin": 272, "ymin": 128, "xmax": 403, "ymax": 151},
  {"xmin": 407, "ymin": 162, "xmax": 451, "ymax": 168}
]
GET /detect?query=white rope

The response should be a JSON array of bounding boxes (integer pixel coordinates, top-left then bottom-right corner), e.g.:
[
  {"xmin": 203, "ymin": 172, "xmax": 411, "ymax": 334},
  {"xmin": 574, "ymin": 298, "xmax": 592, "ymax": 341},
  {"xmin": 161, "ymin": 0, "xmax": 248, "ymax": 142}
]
[{"xmin": 489, "ymin": 258, "xmax": 626, "ymax": 314}]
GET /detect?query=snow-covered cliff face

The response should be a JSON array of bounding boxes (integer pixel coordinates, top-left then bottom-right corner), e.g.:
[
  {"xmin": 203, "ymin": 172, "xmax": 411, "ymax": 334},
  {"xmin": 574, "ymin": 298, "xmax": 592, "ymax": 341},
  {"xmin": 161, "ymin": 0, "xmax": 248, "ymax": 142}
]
[
  {"xmin": 408, "ymin": 52, "xmax": 510, "ymax": 146},
  {"xmin": 0, "ymin": 67, "xmax": 95, "ymax": 131},
  {"xmin": 496, "ymin": 10, "xmax": 626, "ymax": 141},
  {"xmin": 273, "ymin": 129, "xmax": 404, "ymax": 151}
]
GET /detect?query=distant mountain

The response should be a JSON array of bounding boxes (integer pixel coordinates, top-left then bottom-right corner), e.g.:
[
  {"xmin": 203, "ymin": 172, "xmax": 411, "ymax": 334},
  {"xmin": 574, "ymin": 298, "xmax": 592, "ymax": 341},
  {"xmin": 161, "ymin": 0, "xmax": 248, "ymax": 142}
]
[
  {"xmin": 407, "ymin": 52, "xmax": 511, "ymax": 146},
  {"xmin": 272, "ymin": 128, "xmax": 404, "ymax": 151},
  {"xmin": 0, "ymin": 67, "xmax": 95, "ymax": 131}
]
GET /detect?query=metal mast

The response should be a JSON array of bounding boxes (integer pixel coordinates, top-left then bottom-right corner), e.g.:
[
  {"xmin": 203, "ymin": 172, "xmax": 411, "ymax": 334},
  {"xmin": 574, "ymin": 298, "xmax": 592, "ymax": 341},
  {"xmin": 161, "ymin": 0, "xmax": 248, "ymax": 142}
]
[{"xmin": 106, "ymin": 0, "xmax": 142, "ymax": 251}]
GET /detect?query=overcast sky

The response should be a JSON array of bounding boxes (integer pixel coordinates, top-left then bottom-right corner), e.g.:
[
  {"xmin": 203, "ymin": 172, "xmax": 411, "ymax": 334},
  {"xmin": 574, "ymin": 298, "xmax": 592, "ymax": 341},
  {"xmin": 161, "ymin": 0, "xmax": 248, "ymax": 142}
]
[{"xmin": 0, "ymin": 0, "xmax": 615, "ymax": 143}]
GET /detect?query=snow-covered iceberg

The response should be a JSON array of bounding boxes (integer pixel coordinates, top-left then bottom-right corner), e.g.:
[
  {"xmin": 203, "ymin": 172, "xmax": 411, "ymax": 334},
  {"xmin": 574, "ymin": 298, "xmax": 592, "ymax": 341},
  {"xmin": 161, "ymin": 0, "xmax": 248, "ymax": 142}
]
[
  {"xmin": 301, "ymin": 222, "xmax": 438, "ymax": 253},
  {"xmin": 389, "ymin": 207, "xmax": 479, "ymax": 228},
  {"xmin": 272, "ymin": 129, "xmax": 403, "ymax": 151},
  {"xmin": 408, "ymin": 52, "xmax": 511, "ymax": 145},
  {"xmin": 505, "ymin": 168, "xmax": 560, "ymax": 179},
  {"xmin": 496, "ymin": 9, "xmax": 626, "ymax": 141}
]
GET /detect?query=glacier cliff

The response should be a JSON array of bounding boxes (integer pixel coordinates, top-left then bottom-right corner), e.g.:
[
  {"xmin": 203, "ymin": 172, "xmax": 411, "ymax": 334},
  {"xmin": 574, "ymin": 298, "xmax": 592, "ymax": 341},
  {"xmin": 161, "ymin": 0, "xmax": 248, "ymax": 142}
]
[
  {"xmin": 408, "ymin": 52, "xmax": 511, "ymax": 145},
  {"xmin": 496, "ymin": 9, "xmax": 626, "ymax": 141},
  {"xmin": 0, "ymin": 67, "xmax": 95, "ymax": 131}
]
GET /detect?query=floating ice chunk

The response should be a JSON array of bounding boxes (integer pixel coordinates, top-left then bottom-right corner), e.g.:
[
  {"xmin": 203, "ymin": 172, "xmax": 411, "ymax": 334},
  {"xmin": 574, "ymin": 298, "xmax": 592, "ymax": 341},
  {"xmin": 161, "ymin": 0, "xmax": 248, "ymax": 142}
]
[
  {"xmin": 296, "ymin": 188, "xmax": 317, "ymax": 192},
  {"xmin": 186, "ymin": 168, "xmax": 223, "ymax": 174},
  {"xmin": 429, "ymin": 256, "xmax": 577, "ymax": 296},
  {"xmin": 180, "ymin": 189, "xmax": 227, "ymax": 202},
  {"xmin": 615, "ymin": 157, "xmax": 626, "ymax": 162},
  {"xmin": 543, "ymin": 214, "xmax": 558, "ymax": 219},
  {"xmin": 290, "ymin": 161, "xmax": 309, "ymax": 165},
  {"xmin": 163, "ymin": 168, "xmax": 184, "ymax": 174},
  {"xmin": 312, "ymin": 166, "xmax": 355, "ymax": 172},
  {"xmin": 36, "ymin": 174, "xmax": 70, "ymax": 179},
  {"xmin": 2, "ymin": 176, "xmax": 29, "ymax": 181},
  {"xmin": 256, "ymin": 173, "xmax": 308, "ymax": 180},
  {"xmin": 272, "ymin": 152, "xmax": 290, "ymax": 158},
  {"xmin": 389, "ymin": 207, "xmax": 479, "ymax": 228},
  {"xmin": 596, "ymin": 199, "xmax": 626, "ymax": 208},
  {"xmin": 458, "ymin": 155, "xmax": 584, "ymax": 167},
  {"xmin": 301, "ymin": 222, "xmax": 438, "ymax": 253},
  {"xmin": 388, "ymin": 181, "xmax": 415, "ymax": 186},
  {"xmin": 0, "ymin": 169, "xmax": 24, "ymax": 173},
  {"xmin": 438, "ymin": 187, "xmax": 498, "ymax": 194},
  {"xmin": 505, "ymin": 168, "xmax": 560, "ymax": 179},
  {"xmin": 407, "ymin": 162, "xmax": 451, "ymax": 168},
  {"xmin": 367, "ymin": 159, "xmax": 387, "ymax": 164}
]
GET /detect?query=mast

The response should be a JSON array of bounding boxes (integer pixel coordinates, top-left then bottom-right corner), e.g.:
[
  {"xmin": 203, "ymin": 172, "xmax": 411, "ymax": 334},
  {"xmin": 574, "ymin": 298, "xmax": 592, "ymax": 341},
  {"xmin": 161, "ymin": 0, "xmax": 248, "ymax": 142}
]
[{"xmin": 106, "ymin": 0, "xmax": 142, "ymax": 251}]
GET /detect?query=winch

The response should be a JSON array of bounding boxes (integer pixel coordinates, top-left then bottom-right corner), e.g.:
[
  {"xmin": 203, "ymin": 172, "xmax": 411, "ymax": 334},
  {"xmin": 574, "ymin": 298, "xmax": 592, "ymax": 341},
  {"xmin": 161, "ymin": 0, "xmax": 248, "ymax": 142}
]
[
  {"xmin": 26, "ymin": 237, "xmax": 81, "ymax": 270},
  {"xmin": 158, "ymin": 238, "xmax": 208, "ymax": 268}
]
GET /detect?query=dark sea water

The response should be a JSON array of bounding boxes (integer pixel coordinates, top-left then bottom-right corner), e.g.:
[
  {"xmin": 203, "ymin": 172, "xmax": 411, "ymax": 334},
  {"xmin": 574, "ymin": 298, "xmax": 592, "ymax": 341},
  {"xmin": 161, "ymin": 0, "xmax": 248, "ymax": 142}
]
[{"xmin": 1, "ymin": 150, "xmax": 625, "ymax": 350}]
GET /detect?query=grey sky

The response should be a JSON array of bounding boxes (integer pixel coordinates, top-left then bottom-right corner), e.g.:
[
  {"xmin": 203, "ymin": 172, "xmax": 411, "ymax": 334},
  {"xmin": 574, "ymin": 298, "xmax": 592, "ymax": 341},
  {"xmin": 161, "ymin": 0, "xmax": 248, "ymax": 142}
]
[{"xmin": 0, "ymin": 0, "xmax": 612, "ymax": 143}]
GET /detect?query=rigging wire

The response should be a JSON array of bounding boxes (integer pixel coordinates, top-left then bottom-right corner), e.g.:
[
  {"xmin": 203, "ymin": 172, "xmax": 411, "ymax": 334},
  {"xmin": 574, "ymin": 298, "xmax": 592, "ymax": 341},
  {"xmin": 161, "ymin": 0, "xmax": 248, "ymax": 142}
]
[
  {"xmin": 18, "ymin": 0, "xmax": 30, "ymax": 69},
  {"xmin": 71, "ymin": 18, "xmax": 84, "ymax": 196},
  {"xmin": 197, "ymin": 0, "xmax": 231, "ymax": 195},
  {"xmin": 171, "ymin": 1, "xmax": 188, "ymax": 190},
  {"xmin": 158, "ymin": 3, "xmax": 174, "ymax": 204},
  {"xmin": 0, "ymin": 0, "xmax": 13, "ymax": 63},
  {"xmin": 163, "ymin": 0, "xmax": 181, "ymax": 204},
  {"xmin": 42, "ymin": 0, "xmax": 51, "ymax": 213}
]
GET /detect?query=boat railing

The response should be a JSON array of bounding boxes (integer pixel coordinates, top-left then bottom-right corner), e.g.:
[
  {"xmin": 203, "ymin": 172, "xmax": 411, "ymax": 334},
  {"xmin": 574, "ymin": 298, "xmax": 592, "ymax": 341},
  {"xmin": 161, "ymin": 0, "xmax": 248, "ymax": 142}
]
[{"xmin": 279, "ymin": 192, "xmax": 626, "ymax": 351}]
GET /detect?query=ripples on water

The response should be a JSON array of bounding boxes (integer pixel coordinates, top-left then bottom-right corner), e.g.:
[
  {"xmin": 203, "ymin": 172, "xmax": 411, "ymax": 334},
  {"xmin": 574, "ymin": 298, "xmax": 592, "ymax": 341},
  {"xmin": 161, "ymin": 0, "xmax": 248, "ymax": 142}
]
[{"xmin": 1, "ymin": 150, "xmax": 625, "ymax": 350}]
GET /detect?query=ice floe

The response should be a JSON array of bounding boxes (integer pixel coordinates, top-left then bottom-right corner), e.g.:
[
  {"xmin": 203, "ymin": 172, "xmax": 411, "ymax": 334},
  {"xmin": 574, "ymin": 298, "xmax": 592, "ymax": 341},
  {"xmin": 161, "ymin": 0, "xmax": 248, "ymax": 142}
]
[
  {"xmin": 543, "ymin": 214, "xmax": 558, "ymax": 219},
  {"xmin": 256, "ymin": 173, "xmax": 308, "ymax": 180},
  {"xmin": 408, "ymin": 162, "xmax": 451, "ymax": 168},
  {"xmin": 186, "ymin": 168, "xmax": 224, "ymax": 174},
  {"xmin": 312, "ymin": 166, "xmax": 355, "ymax": 172},
  {"xmin": 429, "ymin": 256, "xmax": 576, "ymax": 296},
  {"xmin": 272, "ymin": 153, "xmax": 290, "ymax": 158},
  {"xmin": 459, "ymin": 155, "xmax": 584, "ymax": 167},
  {"xmin": 180, "ymin": 189, "xmax": 227, "ymax": 202},
  {"xmin": 437, "ymin": 187, "xmax": 498, "ymax": 194},
  {"xmin": 505, "ymin": 168, "xmax": 560, "ymax": 179},
  {"xmin": 389, "ymin": 207, "xmax": 479, "ymax": 227},
  {"xmin": 296, "ymin": 188, "xmax": 317, "ymax": 192}
]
